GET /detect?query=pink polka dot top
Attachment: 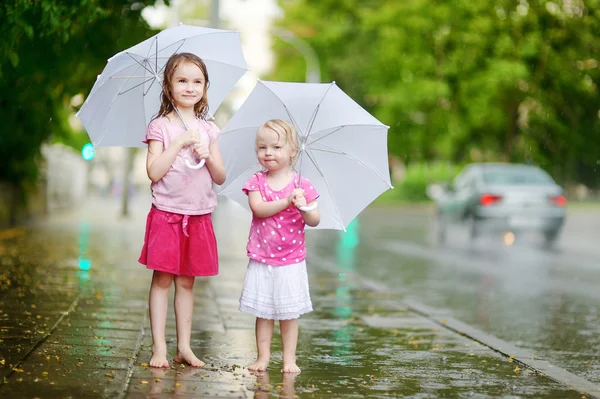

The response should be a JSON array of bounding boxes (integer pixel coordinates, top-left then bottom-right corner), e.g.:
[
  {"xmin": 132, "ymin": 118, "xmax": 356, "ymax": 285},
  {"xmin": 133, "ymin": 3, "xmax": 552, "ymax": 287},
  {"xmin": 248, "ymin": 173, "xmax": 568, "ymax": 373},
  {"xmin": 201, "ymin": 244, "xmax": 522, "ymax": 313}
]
[{"xmin": 243, "ymin": 172, "xmax": 320, "ymax": 266}]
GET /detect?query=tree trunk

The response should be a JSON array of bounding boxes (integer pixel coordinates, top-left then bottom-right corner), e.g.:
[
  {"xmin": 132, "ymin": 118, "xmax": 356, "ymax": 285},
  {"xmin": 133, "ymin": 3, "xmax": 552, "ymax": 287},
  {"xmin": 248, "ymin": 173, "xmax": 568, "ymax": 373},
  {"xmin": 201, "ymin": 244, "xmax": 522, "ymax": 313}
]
[{"xmin": 503, "ymin": 101, "xmax": 520, "ymax": 162}]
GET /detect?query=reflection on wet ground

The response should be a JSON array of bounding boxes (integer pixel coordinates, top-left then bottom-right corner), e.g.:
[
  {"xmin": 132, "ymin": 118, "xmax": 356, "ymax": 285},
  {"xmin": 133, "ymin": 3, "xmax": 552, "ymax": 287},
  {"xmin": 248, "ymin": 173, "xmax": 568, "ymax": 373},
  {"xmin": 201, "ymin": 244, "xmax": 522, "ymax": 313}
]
[
  {"xmin": 0, "ymin": 198, "xmax": 594, "ymax": 397},
  {"xmin": 312, "ymin": 207, "xmax": 600, "ymax": 386}
]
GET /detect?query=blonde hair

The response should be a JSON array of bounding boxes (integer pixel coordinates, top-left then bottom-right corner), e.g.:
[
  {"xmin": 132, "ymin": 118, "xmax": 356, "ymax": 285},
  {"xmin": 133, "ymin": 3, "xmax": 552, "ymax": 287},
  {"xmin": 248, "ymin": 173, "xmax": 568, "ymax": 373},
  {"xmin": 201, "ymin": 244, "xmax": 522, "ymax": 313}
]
[
  {"xmin": 156, "ymin": 53, "xmax": 210, "ymax": 120},
  {"xmin": 256, "ymin": 119, "xmax": 299, "ymax": 165}
]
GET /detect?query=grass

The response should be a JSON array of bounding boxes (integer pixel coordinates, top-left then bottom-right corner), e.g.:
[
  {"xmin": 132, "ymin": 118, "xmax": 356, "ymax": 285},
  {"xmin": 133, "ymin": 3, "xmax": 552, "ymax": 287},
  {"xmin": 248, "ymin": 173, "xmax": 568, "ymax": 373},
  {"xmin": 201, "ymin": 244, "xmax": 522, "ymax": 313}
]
[
  {"xmin": 373, "ymin": 186, "xmax": 431, "ymax": 206},
  {"xmin": 566, "ymin": 200, "xmax": 600, "ymax": 210}
]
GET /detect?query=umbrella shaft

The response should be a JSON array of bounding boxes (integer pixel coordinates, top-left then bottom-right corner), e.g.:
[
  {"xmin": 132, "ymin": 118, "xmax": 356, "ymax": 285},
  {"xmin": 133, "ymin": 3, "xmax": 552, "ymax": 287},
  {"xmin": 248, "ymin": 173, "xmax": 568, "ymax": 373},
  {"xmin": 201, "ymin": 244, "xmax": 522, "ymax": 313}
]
[{"xmin": 172, "ymin": 104, "xmax": 188, "ymax": 129}]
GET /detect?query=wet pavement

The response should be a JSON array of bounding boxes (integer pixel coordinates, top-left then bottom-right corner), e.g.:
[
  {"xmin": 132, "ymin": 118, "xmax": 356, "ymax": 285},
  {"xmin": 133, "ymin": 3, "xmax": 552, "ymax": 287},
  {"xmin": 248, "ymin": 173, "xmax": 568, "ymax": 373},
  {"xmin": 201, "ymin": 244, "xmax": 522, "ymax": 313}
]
[
  {"xmin": 312, "ymin": 206, "xmax": 600, "ymax": 392},
  {"xmin": 0, "ymin": 196, "xmax": 595, "ymax": 398}
]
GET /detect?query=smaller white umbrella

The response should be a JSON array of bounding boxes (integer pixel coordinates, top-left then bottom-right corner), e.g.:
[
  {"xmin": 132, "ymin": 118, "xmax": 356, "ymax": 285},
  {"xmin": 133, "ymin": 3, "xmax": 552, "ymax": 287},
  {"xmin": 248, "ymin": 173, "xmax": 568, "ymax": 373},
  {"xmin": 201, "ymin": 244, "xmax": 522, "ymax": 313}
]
[
  {"xmin": 218, "ymin": 80, "xmax": 393, "ymax": 230},
  {"xmin": 76, "ymin": 23, "xmax": 248, "ymax": 169}
]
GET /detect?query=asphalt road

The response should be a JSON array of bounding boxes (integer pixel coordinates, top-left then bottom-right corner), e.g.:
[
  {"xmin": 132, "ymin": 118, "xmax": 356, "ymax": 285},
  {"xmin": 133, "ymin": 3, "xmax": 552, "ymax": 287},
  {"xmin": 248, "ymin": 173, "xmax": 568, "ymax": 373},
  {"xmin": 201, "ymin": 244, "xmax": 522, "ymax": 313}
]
[{"xmin": 309, "ymin": 205, "xmax": 600, "ymax": 387}]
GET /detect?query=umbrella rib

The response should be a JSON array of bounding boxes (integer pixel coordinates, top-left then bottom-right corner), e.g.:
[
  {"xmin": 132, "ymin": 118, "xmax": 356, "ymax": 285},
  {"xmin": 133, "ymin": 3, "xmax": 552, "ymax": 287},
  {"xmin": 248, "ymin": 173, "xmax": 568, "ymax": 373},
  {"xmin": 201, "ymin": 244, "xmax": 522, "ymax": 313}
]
[
  {"xmin": 144, "ymin": 77, "xmax": 159, "ymax": 97},
  {"xmin": 125, "ymin": 53, "xmax": 160, "ymax": 97},
  {"xmin": 155, "ymin": 36, "xmax": 159, "ymax": 74},
  {"xmin": 117, "ymin": 76, "xmax": 155, "ymax": 95},
  {"xmin": 297, "ymin": 83, "xmax": 336, "ymax": 184},
  {"xmin": 306, "ymin": 123, "xmax": 386, "ymax": 146},
  {"xmin": 309, "ymin": 144, "xmax": 392, "ymax": 187},
  {"xmin": 126, "ymin": 52, "xmax": 155, "ymax": 75},
  {"xmin": 294, "ymin": 141, "xmax": 305, "ymax": 184},
  {"xmin": 220, "ymin": 161, "xmax": 262, "ymax": 193},
  {"xmin": 124, "ymin": 52, "xmax": 163, "ymax": 98},
  {"xmin": 260, "ymin": 82, "xmax": 302, "ymax": 134},
  {"xmin": 95, "ymin": 59, "xmax": 152, "ymax": 145},
  {"xmin": 83, "ymin": 53, "xmax": 149, "ymax": 101},
  {"xmin": 305, "ymin": 126, "xmax": 343, "ymax": 146},
  {"xmin": 304, "ymin": 82, "xmax": 335, "ymax": 139},
  {"xmin": 144, "ymin": 37, "xmax": 156, "ymax": 63},
  {"xmin": 152, "ymin": 32, "xmax": 248, "ymax": 69},
  {"xmin": 165, "ymin": 40, "xmax": 186, "ymax": 58},
  {"xmin": 303, "ymin": 148, "xmax": 345, "ymax": 228}
]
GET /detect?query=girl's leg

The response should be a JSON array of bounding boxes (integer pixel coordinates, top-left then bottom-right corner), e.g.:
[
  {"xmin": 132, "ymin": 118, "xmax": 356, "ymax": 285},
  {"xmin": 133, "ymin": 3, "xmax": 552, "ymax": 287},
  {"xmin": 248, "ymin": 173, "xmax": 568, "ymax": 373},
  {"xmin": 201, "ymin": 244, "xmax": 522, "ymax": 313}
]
[
  {"xmin": 280, "ymin": 319, "xmax": 300, "ymax": 373},
  {"xmin": 149, "ymin": 271, "xmax": 174, "ymax": 368},
  {"xmin": 173, "ymin": 275, "xmax": 204, "ymax": 367},
  {"xmin": 248, "ymin": 318, "xmax": 274, "ymax": 371}
]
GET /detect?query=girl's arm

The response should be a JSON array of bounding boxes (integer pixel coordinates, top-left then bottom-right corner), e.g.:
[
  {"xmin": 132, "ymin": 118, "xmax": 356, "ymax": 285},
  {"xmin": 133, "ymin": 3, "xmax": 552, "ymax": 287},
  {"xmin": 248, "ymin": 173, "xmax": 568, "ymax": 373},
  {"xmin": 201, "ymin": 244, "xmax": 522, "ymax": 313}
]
[
  {"xmin": 300, "ymin": 204, "xmax": 320, "ymax": 227},
  {"xmin": 147, "ymin": 140, "xmax": 180, "ymax": 183},
  {"xmin": 248, "ymin": 190, "xmax": 292, "ymax": 219},
  {"xmin": 292, "ymin": 193, "xmax": 320, "ymax": 227},
  {"xmin": 147, "ymin": 130, "xmax": 200, "ymax": 182},
  {"xmin": 204, "ymin": 140, "xmax": 226, "ymax": 185}
]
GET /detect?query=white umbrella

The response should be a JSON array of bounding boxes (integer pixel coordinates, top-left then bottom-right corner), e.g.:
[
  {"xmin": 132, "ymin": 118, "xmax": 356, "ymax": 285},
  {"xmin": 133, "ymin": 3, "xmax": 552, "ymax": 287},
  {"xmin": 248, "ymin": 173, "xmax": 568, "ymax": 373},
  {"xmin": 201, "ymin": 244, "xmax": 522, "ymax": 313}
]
[
  {"xmin": 76, "ymin": 23, "xmax": 248, "ymax": 168},
  {"xmin": 218, "ymin": 80, "xmax": 393, "ymax": 230}
]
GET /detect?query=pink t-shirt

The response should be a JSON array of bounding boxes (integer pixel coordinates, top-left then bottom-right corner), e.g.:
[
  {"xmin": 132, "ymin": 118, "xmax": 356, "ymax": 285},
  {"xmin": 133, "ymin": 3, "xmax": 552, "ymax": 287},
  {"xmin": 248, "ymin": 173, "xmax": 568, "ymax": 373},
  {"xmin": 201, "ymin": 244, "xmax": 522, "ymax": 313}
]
[
  {"xmin": 243, "ymin": 172, "xmax": 320, "ymax": 266},
  {"xmin": 144, "ymin": 116, "xmax": 220, "ymax": 215}
]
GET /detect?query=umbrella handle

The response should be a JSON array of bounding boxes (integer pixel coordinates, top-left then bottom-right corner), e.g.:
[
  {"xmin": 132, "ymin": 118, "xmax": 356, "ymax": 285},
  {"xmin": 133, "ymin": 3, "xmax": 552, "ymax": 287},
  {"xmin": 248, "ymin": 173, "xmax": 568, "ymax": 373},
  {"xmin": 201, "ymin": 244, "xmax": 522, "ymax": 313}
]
[
  {"xmin": 184, "ymin": 139, "xmax": 207, "ymax": 170},
  {"xmin": 184, "ymin": 158, "xmax": 206, "ymax": 170},
  {"xmin": 298, "ymin": 202, "xmax": 318, "ymax": 212}
]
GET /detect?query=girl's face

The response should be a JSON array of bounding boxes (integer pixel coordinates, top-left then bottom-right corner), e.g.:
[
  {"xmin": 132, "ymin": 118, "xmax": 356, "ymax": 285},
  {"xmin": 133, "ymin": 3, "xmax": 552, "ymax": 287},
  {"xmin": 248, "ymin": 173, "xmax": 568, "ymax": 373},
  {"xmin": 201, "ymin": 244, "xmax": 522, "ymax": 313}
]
[
  {"xmin": 170, "ymin": 62, "xmax": 206, "ymax": 109},
  {"xmin": 256, "ymin": 128, "xmax": 295, "ymax": 172}
]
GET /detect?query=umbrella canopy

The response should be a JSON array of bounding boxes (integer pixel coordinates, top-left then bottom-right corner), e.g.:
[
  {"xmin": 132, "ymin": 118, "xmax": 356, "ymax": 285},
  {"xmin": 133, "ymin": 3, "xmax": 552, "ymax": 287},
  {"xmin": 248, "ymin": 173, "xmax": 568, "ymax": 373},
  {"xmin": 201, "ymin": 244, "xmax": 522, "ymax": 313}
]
[
  {"xmin": 218, "ymin": 80, "xmax": 393, "ymax": 230},
  {"xmin": 76, "ymin": 23, "xmax": 248, "ymax": 148}
]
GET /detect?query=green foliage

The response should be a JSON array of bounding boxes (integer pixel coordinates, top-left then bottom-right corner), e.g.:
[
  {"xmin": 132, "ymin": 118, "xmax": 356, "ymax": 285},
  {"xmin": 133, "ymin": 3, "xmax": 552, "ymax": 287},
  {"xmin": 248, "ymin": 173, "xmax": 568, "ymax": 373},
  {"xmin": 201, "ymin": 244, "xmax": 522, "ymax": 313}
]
[
  {"xmin": 0, "ymin": 0, "xmax": 164, "ymax": 187},
  {"xmin": 376, "ymin": 162, "xmax": 460, "ymax": 203},
  {"xmin": 272, "ymin": 0, "xmax": 600, "ymax": 187}
]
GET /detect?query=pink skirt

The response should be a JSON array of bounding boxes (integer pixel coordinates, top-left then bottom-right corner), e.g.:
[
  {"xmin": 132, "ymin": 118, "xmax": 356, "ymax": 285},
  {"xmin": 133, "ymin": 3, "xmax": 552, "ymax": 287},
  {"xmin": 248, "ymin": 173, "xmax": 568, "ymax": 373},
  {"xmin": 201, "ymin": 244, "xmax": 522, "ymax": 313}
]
[{"xmin": 138, "ymin": 206, "xmax": 218, "ymax": 277}]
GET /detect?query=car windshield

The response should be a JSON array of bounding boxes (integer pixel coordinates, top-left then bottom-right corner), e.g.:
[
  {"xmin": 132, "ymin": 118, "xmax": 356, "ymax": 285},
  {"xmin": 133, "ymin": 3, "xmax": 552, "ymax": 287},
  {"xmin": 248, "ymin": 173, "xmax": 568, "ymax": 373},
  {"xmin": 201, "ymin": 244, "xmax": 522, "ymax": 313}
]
[{"xmin": 483, "ymin": 167, "xmax": 554, "ymax": 185}]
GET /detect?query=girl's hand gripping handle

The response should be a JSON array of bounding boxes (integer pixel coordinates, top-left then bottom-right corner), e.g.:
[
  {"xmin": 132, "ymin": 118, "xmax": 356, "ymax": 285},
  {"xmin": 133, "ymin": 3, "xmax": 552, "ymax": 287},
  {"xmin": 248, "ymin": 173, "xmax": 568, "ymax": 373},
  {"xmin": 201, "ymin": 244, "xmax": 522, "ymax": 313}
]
[
  {"xmin": 291, "ymin": 188, "xmax": 318, "ymax": 212},
  {"xmin": 184, "ymin": 132, "xmax": 207, "ymax": 170}
]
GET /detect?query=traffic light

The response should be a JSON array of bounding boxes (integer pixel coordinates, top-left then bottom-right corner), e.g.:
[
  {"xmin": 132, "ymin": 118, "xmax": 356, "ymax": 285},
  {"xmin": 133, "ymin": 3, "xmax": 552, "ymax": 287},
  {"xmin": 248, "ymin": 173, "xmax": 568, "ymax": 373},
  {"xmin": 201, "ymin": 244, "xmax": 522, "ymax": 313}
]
[{"xmin": 82, "ymin": 143, "xmax": 95, "ymax": 161}]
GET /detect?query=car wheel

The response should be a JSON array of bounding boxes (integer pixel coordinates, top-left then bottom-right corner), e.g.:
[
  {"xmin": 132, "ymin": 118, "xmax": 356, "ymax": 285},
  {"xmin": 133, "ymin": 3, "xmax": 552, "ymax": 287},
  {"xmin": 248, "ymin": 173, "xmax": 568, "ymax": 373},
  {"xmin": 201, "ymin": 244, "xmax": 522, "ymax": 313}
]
[
  {"xmin": 467, "ymin": 215, "xmax": 479, "ymax": 241},
  {"xmin": 544, "ymin": 229, "xmax": 560, "ymax": 247}
]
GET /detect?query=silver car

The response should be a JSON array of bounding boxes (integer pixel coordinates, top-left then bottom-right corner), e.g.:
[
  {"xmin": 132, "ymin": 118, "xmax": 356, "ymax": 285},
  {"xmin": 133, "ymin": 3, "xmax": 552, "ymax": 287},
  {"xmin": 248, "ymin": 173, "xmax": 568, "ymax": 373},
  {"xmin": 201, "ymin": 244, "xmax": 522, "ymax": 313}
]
[{"xmin": 427, "ymin": 163, "xmax": 566, "ymax": 245}]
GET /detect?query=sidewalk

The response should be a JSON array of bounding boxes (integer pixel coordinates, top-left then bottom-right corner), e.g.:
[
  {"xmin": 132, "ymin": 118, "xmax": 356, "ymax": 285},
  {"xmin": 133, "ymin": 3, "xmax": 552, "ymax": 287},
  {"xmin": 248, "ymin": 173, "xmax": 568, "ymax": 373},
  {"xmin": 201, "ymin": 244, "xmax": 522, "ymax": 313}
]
[{"xmin": 0, "ymin": 196, "xmax": 587, "ymax": 398}]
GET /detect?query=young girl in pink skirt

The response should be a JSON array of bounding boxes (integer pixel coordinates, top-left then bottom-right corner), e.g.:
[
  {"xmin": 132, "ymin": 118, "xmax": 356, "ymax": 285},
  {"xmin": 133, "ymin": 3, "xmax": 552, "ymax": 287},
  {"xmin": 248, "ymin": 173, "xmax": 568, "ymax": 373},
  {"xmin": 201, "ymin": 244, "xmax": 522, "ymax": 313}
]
[
  {"xmin": 240, "ymin": 119, "xmax": 320, "ymax": 373},
  {"xmin": 138, "ymin": 52, "xmax": 226, "ymax": 368}
]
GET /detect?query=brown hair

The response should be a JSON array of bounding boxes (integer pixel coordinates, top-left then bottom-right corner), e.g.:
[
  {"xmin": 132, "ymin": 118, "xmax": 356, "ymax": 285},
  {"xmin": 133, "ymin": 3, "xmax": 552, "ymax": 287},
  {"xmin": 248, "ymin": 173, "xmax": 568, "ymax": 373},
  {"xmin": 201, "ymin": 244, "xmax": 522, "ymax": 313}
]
[
  {"xmin": 256, "ymin": 119, "xmax": 299, "ymax": 165},
  {"xmin": 156, "ymin": 53, "xmax": 210, "ymax": 120}
]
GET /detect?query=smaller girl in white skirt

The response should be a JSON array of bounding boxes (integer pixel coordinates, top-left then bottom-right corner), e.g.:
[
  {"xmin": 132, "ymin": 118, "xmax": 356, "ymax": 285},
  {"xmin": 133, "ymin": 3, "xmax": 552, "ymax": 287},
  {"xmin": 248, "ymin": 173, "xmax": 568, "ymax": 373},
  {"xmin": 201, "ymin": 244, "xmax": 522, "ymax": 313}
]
[{"xmin": 240, "ymin": 119, "xmax": 320, "ymax": 373}]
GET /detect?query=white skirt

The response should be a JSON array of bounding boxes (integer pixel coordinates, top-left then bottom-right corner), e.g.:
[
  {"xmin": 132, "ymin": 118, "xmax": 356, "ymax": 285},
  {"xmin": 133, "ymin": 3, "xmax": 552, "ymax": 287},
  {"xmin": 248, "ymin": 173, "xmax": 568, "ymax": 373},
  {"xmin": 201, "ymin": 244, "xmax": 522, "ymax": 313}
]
[{"xmin": 239, "ymin": 260, "xmax": 313, "ymax": 320}]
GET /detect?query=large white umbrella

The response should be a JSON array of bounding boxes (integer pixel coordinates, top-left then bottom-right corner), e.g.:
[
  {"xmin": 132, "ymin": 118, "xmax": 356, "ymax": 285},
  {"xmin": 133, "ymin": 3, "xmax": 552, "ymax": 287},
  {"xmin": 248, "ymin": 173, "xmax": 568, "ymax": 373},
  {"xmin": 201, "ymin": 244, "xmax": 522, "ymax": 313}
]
[
  {"xmin": 76, "ymin": 23, "xmax": 248, "ymax": 154},
  {"xmin": 218, "ymin": 80, "xmax": 393, "ymax": 230}
]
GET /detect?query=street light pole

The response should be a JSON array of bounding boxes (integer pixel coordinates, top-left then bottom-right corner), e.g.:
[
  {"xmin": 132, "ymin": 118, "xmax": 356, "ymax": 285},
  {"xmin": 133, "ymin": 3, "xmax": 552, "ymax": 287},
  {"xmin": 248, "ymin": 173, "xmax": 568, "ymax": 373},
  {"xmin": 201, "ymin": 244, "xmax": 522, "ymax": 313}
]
[
  {"xmin": 211, "ymin": 0, "xmax": 220, "ymax": 28},
  {"xmin": 121, "ymin": 147, "xmax": 135, "ymax": 218},
  {"xmin": 272, "ymin": 27, "xmax": 320, "ymax": 83}
]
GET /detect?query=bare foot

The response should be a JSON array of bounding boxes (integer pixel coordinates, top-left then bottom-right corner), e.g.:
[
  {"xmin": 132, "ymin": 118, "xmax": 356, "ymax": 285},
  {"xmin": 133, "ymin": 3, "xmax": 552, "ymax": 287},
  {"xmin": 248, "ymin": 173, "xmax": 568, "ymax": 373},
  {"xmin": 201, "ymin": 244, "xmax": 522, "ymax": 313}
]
[
  {"xmin": 282, "ymin": 362, "xmax": 301, "ymax": 373},
  {"xmin": 248, "ymin": 357, "xmax": 270, "ymax": 371},
  {"xmin": 149, "ymin": 348, "xmax": 170, "ymax": 368},
  {"xmin": 173, "ymin": 348, "xmax": 205, "ymax": 367}
]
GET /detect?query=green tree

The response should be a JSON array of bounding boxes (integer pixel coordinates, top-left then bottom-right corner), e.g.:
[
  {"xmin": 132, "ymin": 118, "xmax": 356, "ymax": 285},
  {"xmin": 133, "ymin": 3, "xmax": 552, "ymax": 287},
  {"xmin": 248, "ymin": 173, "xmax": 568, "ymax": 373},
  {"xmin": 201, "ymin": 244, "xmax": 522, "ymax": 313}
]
[
  {"xmin": 271, "ymin": 0, "xmax": 600, "ymax": 186},
  {"xmin": 0, "ymin": 0, "xmax": 165, "ymax": 193}
]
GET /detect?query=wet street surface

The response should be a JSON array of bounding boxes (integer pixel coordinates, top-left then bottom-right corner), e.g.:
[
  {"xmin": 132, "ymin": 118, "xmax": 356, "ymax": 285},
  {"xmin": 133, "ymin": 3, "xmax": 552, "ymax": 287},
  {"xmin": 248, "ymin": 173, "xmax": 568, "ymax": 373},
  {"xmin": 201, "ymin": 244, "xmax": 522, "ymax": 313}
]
[
  {"xmin": 312, "ymin": 205, "xmax": 600, "ymax": 392},
  {"xmin": 0, "ymin": 196, "xmax": 597, "ymax": 397}
]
